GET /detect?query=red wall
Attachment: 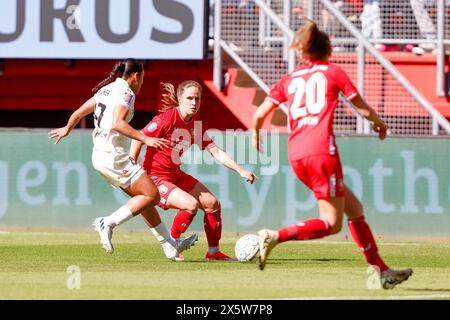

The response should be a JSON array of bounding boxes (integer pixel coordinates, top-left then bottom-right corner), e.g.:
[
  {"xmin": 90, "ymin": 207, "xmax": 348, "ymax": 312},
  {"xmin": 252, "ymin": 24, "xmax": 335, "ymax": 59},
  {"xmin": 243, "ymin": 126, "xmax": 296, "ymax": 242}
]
[
  {"xmin": 0, "ymin": 55, "xmax": 448, "ymax": 129},
  {"xmin": 0, "ymin": 59, "xmax": 246, "ymax": 130}
]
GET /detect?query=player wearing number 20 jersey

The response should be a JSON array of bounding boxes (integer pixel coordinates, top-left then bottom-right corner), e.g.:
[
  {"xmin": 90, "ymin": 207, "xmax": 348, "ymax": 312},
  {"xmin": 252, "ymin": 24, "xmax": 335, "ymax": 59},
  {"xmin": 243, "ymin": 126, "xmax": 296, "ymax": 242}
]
[
  {"xmin": 253, "ymin": 21, "xmax": 412, "ymax": 289},
  {"xmin": 267, "ymin": 60, "xmax": 358, "ymax": 162}
]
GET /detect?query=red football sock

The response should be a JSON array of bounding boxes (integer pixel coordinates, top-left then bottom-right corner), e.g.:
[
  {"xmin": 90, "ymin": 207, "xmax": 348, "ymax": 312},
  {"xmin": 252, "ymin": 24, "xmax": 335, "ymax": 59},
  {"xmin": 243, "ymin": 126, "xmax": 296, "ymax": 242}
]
[
  {"xmin": 348, "ymin": 216, "xmax": 389, "ymax": 272},
  {"xmin": 278, "ymin": 218, "xmax": 331, "ymax": 243},
  {"xmin": 203, "ymin": 209, "xmax": 222, "ymax": 247},
  {"xmin": 171, "ymin": 210, "xmax": 195, "ymax": 239}
]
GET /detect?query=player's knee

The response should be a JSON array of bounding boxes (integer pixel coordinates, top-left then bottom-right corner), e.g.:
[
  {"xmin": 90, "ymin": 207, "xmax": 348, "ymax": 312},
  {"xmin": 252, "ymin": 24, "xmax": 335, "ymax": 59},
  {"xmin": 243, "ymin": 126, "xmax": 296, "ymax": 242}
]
[
  {"xmin": 209, "ymin": 198, "xmax": 220, "ymax": 212},
  {"xmin": 152, "ymin": 193, "xmax": 161, "ymax": 207},
  {"xmin": 203, "ymin": 196, "xmax": 220, "ymax": 212},
  {"xmin": 185, "ymin": 198, "xmax": 200, "ymax": 215},
  {"xmin": 354, "ymin": 201, "xmax": 364, "ymax": 216},
  {"xmin": 144, "ymin": 190, "xmax": 160, "ymax": 208},
  {"xmin": 329, "ymin": 220, "xmax": 342, "ymax": 235}
]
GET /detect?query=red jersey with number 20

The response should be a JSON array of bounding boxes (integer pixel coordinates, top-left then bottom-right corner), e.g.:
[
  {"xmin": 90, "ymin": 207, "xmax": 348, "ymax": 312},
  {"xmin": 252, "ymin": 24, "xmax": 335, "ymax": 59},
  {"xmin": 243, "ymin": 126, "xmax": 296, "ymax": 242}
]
[
  {"xmin": 141, "ymin": 108, "xmax": 215, "ymax": 178},
  {"xmin": 267, "ymin": 60, "xmax": 358, "ymax": 161}
]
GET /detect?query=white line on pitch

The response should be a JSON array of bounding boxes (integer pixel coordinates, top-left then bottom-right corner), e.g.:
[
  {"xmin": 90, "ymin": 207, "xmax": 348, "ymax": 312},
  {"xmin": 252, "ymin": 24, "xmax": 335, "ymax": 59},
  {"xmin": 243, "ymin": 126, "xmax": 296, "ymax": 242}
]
[
  {"xmin": 279, "ymin": 294, "xmax": 450, "ymax": 300},
  {"xmin": 300, "ymin": 240, "xmax": 450, "ymax": 247}
]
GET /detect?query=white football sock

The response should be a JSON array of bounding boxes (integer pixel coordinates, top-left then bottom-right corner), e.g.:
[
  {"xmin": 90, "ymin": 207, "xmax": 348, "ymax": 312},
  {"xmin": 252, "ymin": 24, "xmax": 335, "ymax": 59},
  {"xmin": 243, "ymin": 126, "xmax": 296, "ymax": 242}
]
[
  {"xmin": 150, "ymin": 222, "xmax": 171, "ymax": 243},
  {"xmin": 105, "ymin": 205, "xmax": 133, "ymax": 228},
  {"xmin": 150, "ymin": 222, "xmax": 177, "ymax": 258}
]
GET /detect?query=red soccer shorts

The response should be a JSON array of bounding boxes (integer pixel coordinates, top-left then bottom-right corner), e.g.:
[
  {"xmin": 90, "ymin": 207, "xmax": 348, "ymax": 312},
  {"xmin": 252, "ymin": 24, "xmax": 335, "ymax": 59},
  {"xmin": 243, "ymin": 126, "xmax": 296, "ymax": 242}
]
[
  {"xmin": 151, "ymin": 171, "xmax": 199, "ymax": 210},
  {"xmin": 290, "ymin": 154, "xmax": 344, "ymax": 199}
]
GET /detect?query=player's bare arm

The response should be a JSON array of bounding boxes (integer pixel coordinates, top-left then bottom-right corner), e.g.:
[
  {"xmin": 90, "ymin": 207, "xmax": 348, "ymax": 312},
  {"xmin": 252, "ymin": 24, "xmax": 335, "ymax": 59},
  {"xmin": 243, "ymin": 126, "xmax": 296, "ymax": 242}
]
[
  {"xmin": 129, "ymin": 138, "xmax": 144, "ymax": 161},
  {"xmin": 350, "ymin": 94, "xmax": 387, "ymax": 140},
  {"xmin": 252, "ymin": 100, "xmax": 277, "ymax": 152},
  {"xmin": 208, "ymin": 145, "xmax": 257, "ymax": 184},
  {"xmin": 48, "ymin": 97, "xmax": 96, "ymax": 144},
  {"xmin": 112, "ymin": 104, "xmax": 169, "ymax": 150}
]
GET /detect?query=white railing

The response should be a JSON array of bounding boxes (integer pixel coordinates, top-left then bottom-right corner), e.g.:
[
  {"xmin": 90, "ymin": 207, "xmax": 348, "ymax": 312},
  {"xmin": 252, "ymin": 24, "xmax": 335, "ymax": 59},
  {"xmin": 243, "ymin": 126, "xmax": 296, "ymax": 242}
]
[{"xmin": 213, "ymin": 0, "xmax": 450, "ymax": 136}]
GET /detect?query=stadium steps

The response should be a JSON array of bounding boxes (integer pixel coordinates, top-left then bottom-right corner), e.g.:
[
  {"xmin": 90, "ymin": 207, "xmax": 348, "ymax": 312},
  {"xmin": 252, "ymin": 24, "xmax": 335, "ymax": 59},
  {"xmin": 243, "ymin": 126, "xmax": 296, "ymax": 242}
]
[
  {"xmin": 206, "ymin": 49, "xmax": 450, "ymax": 135},
  {"xmin": 204, "ymin": 68, "xmax": 288, "ymax": 133},
  {"xmin": 203, "ymin": 50, "xmax": 288, "ymax": 132}
]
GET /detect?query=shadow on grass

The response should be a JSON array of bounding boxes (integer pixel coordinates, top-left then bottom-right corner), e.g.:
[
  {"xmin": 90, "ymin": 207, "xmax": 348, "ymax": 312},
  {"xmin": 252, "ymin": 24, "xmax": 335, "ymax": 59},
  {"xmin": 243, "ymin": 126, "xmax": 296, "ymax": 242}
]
[
  {"xmin": 182, "ymin": 257, "xmax": 355, "ymax": 264},
  {"xmin": 275, "ymin": 258, "xmax": 355, "ymax": 262},
  {"xmin": 404, "ymin": 288, "xmax": 450, "ymax": 293},
  {"xmin": 182, "ymin": 259, "xmax": 240, "ymax": 264}
]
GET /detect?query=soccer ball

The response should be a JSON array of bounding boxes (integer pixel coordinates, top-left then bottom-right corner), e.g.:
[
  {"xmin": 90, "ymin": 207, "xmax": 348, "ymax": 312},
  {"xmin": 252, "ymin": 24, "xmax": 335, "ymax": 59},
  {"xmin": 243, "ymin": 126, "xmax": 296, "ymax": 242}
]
[{"xmin": 234, "ymin": 234, "xmax": 260, "ymax": 262}]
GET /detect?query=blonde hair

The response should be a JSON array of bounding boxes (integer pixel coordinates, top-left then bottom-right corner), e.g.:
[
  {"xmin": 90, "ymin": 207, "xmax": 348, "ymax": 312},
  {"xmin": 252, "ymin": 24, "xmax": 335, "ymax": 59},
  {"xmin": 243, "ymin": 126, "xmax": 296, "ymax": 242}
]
[{"xmin": 159, "ymin": 80, "xmax": 203, "ymax": 113}]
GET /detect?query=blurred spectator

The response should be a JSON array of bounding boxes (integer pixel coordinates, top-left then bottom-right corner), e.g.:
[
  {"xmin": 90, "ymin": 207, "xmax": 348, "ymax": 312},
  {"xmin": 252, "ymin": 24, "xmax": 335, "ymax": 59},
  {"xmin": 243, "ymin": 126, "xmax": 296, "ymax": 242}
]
[
  {"xmin": 361, "ymin": 1, "xmax": 382, "ymax": 40},
  {"xmin": 238, "ymin": 0, "xmax": 254, "ymax": 13},
  {"xmin": 360, "ymin": 0, "xmax": 388, "ymax": 51},
  {"xmin": 410, "ymin": 0, "xmax": 439, "ymax": 55},
  {"xmin": 381, "ymin": 1, "xmax": 420, "ymax": 52},
  {"xmin": 360, "ymin": 1, "xmax": 418, "ymax": 52}
]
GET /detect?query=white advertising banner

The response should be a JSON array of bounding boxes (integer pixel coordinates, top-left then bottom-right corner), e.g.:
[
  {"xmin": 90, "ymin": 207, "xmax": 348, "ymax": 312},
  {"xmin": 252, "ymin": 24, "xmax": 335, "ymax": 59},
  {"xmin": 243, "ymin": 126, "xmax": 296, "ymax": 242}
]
[{"xmin": 0, "ymin": 0, "xmax": 206, "ymax": 59}]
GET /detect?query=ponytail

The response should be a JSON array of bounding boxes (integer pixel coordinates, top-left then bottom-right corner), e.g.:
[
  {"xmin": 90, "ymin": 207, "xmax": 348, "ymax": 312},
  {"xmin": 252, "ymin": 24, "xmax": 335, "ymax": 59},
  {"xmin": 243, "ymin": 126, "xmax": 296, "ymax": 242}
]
[
  {"xmin": 92, "ymin": 59, "xmax": 144, "ymax": 93},
  {"xmin": 92, "ymin": 61, "xmax": 125, "ymax": 93},
  {"xmin": 292, "ymin": 19, "xmax": 331, "ymax": 61},
  {"xmin": 159, "ymin": 82, "xmax": 178, "ymax": 113}
]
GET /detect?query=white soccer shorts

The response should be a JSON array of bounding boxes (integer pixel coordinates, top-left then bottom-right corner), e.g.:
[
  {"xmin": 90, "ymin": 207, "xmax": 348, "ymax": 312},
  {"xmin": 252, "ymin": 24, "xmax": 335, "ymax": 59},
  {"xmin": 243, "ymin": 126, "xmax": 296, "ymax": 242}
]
[{"xmin": 91, "ymin": 150, "xmax": 145, "ymax": 189}]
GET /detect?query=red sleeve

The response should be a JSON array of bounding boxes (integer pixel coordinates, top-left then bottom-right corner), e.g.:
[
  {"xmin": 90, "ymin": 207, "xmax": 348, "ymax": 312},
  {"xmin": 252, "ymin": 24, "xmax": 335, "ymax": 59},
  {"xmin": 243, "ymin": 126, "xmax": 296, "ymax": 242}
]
[
  {"xmin": 334, "ymin": 66, "xmax": 358, "ymax": 100},
  {"xmin": 142, "ymin": 114, "xmax": 166, "ymax": 138},
  {"xmin": 266, "ymin": 75, "xmax": 288, "ymax": 106}
]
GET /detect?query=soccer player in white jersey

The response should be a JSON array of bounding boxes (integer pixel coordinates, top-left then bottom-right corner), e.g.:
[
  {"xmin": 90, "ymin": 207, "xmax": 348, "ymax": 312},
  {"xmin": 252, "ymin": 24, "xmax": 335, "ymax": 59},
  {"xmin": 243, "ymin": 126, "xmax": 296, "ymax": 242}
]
[{"xmin": 48, "ymin": 59, "xmax": 197, "ymax": 260}]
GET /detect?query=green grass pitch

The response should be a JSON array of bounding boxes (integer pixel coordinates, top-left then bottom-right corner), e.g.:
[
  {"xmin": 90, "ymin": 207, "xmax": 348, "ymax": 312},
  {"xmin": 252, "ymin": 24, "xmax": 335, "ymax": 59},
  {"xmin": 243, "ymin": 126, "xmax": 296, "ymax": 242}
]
[{"xmin": 0, "ymin": 230, "xmax": 449, "ymax": 300}]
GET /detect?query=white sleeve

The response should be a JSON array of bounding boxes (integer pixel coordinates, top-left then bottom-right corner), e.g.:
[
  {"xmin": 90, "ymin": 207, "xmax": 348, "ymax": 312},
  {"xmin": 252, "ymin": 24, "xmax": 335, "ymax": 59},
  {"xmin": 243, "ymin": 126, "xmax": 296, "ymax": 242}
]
[{"xmin": 119, "ymin": 89, "xmax": 135, "ymax": 109}]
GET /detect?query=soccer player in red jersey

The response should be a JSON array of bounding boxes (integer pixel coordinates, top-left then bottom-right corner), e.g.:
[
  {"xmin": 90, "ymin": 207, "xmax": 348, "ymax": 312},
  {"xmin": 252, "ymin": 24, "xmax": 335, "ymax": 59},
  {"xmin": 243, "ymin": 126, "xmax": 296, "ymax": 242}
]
[
  {"xmin": 252, "ymin": 20, "xmax": 412, "ymax": 289},
  {"xmin": 48, "ymin": 59, "xmax": 197, "ymax": 260},
  {"xmin": 131, "ymin": 80, "xmax": 257, "ymax": 260}
]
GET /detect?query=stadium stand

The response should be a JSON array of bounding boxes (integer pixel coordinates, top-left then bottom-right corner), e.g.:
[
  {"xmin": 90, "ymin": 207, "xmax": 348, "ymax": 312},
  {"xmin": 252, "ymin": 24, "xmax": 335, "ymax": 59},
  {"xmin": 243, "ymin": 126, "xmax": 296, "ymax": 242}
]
[
  {"xmin": 0, "ymin": 0, "xmax": 449, "ymax": 135},
  {"xmin": 211, "ymin": 0, "xmax": 450, "ymax": 136}
]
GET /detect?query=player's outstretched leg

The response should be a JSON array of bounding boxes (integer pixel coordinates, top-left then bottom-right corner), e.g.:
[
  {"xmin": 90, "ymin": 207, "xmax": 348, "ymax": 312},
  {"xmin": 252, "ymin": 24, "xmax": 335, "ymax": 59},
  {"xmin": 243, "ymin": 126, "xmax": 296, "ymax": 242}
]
[
  {"xmin": 380, "ymin": 268, "xmax": 413, "ymax": 289},
  {"xmin": 162, "ymin": 235, "xmax": 199, "ymax": 262},
  {"xmin": 149, "ymin": 221, "xmax": 198, "ymax": 261},
  {"xmin": 344, "ymin": 187, "xmax": 413, "ymax": 288},
  {"xmin": 92, "ymin": 205, "xmax": 134, "ymax": 254},
  {"xmin": 174, "ymin": 233, "xmax": 199, "ymax": 261},
  {"xmin": 257, "ymin": 229, "xmax": 278, "ymax": 270},
  {"xmin": 93, "ymin": 217, "xmax": 114, "ymax": 254}
]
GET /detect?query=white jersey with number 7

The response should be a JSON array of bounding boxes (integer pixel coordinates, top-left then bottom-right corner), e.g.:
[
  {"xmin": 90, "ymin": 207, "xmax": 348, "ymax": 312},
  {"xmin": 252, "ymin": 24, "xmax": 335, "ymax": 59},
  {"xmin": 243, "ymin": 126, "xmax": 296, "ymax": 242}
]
[{"xmin": 92, "ymin": 78, "xmax": 136, "ymax": 155}]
